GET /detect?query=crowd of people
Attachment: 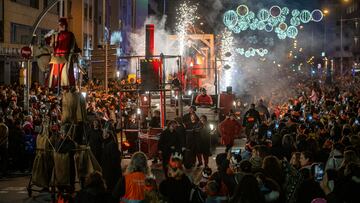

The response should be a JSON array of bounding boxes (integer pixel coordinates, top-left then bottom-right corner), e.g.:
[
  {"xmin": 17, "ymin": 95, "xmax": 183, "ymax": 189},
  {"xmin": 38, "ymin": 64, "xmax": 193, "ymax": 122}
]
[{"xmin": 0, "ymin": 75, "xmax": 360, "ymax": 203}]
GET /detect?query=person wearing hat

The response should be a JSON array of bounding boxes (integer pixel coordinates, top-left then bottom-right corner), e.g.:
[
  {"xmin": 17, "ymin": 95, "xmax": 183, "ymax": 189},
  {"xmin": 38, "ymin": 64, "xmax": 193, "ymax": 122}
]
[
  {"xmin": 46, "ymin": 18, "xmax": 80, "ymax": 89},
  {"xmin": 159, "ymin": 153, "xmax": 193, "ymax": 203},
  {"xmin": 195, "ymin": 88, "xmax": 213, "ymax": 106}
]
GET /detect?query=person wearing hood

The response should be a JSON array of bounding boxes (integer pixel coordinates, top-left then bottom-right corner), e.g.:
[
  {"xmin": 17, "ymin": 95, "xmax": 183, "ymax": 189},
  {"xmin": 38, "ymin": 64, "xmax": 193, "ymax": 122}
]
[
  {"xmin": 101, "ymin": 127, "xmax": 122, "ymax": 192},
  {"xmin": 158, "ymin": 120, "xmax": 182, "ymax": 176}
]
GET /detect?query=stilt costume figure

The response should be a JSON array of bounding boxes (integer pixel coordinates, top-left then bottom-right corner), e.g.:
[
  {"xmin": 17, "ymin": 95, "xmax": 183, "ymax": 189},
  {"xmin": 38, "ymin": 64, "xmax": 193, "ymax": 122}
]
[{"xmin": 46, "ymin": 18, "xmax": 80, "ymax": 89}]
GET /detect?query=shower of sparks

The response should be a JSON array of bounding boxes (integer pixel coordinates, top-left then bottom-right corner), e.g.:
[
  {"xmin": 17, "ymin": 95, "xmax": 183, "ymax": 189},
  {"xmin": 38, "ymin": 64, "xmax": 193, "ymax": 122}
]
[
  {"xmin": 175, "ymin": 1, "xmax": 199, "ymax": 55},
  {"xmin": 221, "ymin": 29, "xmax": 235, "ymax": 89}
]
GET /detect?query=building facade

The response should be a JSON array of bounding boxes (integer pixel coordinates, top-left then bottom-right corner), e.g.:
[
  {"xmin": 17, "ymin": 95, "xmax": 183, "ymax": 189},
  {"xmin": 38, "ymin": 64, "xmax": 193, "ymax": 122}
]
[
  {"xmin": 0, "ymin": 0, "xmax": 59, "ymax": 85},
  {"xmin": 0, "ymin": 0, "xmax": 96, "ymax": 85},
  {"xmin": 323, "ymin": 0, "xmax": 360, "ymax": 74}
]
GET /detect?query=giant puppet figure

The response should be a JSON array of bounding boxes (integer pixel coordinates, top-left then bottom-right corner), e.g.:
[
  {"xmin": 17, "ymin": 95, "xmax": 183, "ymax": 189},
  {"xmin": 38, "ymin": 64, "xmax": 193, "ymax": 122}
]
[{"xmin": 46, "ymin": 18, "xmax": 80, "ymax": 89}]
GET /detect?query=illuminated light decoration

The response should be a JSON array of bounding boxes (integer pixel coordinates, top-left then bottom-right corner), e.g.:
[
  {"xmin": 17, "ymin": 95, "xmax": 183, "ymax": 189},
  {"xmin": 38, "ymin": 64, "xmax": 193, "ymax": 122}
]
[
  {"xmin": 300, "ymin": 10, "xmax": 312, "ymax": 23},
  {"xmin": 275, "ymin": 27, "xmax": 281, "ymax": 33},
  {"xmin": 236, "ymin": 47, "xmax": 269, "ymax": 57},
  {"xmin": 268, "ymin": 17, "xmax": 280, "ymax": 27},
  {"xmin": 250, "ymin": 22, "xmax": 258, "ymax": 30},
  {"xmin": 236, "ymin": 48, "xmax": 245, "ymax": 55},
  {"xmin": 258, "ymin": 9, "xmax": 270, "ymax": 21},
  {"xmin": 220, "ymin": 29, "xmax": 235, "ymax": 88},
  {"xmin": 291, "ymin": 9, "xmax": 300, "ymax": 17},
  {"xmin": 281, "ymin": 7, "xmax": 290, "ymax": 15},
  {"xmin": 264, "ymin": 37, "xmax": 274, "ymax": 46},
  {"xmin": 237, "ymin": 5, "xmax": 249, "ymax": 16},
  {"xmin": 279, "ymin": 22, "xmax": 288, "ymax": 31},
  {"xmin": 246, "ymin": 36, "xmax": 258, "ymax": 44},
  {"xmin": 232, "ymin": 25, "xmax": 242, "ymax": 33},
  {"xmin": 277, "ymin": 15, "xmax": 286, "ymax": 23},
  {"xmin": 246, "ymin": 11, "xmax": 255, "ymax": 20},
  {"xmin": 176, "ymin": 1, "xmax": 199, "ymax": 55},
  {"xmin": 277, "ymin": 31, "xmax": 287, "ymax": 39},
  {"xmin": 270, "ymin": 6, "xmax": 282, "ymax": 17},
  {"xmin": 223, "ymin": 10, "xmax": 238, "ymax": 28},
  {"xmin": 258, "ymin": 21, "xmax": 266, "ymax": 30},
  {"xmin": 286, "ymin": 26, "xmax": 298, "ymax": 39},
  {"xmin": 238, "ymin": 21, "xmax": 249, "ymax": 31},
  {"xmin": 311, "ymin": 9, "xmax": 324, "ymax": 22},
  {"xmin": 290, "ymin": 17, "xmax": 301, "ymax": 26},
  {"xmin": 265, "ymin": 23, "xmax": 273, "ymax": 32}
]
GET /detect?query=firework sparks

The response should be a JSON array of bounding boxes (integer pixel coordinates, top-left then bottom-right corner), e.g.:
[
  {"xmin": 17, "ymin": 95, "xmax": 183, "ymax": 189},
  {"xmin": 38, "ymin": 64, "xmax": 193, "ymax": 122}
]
[
  {"xmin": 221, "ymin": 28, "xmax": 235, "ymax": 88},
  {"xmin": 176, "ymin": 1, "xmax": 199, "ymax": 55}
]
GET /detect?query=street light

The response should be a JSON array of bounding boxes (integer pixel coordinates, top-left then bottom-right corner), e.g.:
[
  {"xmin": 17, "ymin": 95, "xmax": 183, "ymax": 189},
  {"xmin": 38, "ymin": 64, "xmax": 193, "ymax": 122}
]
[{"xmin": 323, "ymin": 9, "xmax": 329, "ymax": 16}]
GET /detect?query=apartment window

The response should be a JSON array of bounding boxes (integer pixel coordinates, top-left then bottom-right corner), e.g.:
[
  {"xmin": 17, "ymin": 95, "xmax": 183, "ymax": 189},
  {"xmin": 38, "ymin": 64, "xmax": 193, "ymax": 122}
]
[
  {"xmin": 11, "ymin": 23, "xmax": 32, "ymax": 44},
  {"xmin": 89, "ymin": 5, "xmax": 92, "ymax": 20},
  {"xmin": 84, "ymin": 3, "xmax": 88, "ymax": 20},
  {"xmin": 44, "ymin": 0, "xmax": 59, "ymax": 15},
  {"xmin": 83, "ymin": 34, "xmax": 88, "ymax": 50},
  {"xmin": 11, "ymin": 0, "xmax": 39, "ymax": 9},
  {"xmin": 0, "ymin": 0, "xmax": 3, "ymax": 42},
  {"xmin": 89, "ymin": 35, "xmax": 92, "ymax": 49}
]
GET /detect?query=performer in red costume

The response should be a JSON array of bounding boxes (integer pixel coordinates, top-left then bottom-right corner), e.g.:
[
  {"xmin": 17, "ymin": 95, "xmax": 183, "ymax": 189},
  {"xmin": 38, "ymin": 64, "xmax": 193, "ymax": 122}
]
[
  {"xmin": 195, "ymin": 88, "xmax": 213, "ymax": 106},
  {"xmin": 46, "ymin": 18, "xmax": 80, "ymax": 89},
  {"xmin": 218, "ymin": 113, "xmax": 242, "ymax": 152}
]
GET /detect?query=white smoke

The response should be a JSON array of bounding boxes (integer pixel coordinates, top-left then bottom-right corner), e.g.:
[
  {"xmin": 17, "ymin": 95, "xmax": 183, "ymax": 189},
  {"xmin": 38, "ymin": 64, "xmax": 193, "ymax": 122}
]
[{"xmin": 128, "ymin": 15, "xmax": 179, "ymax": 75}]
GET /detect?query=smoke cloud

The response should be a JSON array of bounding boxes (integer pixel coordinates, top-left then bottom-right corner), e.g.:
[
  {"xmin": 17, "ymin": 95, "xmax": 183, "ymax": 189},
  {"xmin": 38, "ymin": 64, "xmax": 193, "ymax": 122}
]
[{"xmin": 128, "ymin": 15, "xmax": 179, "ymax": 75}]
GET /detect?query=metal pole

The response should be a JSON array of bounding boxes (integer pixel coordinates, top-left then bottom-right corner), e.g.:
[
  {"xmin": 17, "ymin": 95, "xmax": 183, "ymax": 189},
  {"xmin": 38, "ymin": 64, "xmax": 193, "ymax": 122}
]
[
  {"xmin": 105, "ymin": 42, "xmax": 108, "ymax": 93},
  {"xmin": 25, "ymin": 60, "xmax": 31, "ymax": 112},
  {"xmin": 103, "ymin": 0, "xmax": 108, "ymax": 93},
  {"xmin": 137, "ymin": 91, "xmax": 141, "ymax": 152},
  {"xmin": 59, "ymin": 0, "xmax": 64, "ymax": 17},
  {"xmin": 340, "ymin": 16, "xmax": 343, "ymax": 76},
  {"xmin": 179, "ymin": 56, "xmax": 183, "ymax": 117},
  {"xmin": 214, "ymin": 58, "xmax": 218, "ymax": 106}
]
